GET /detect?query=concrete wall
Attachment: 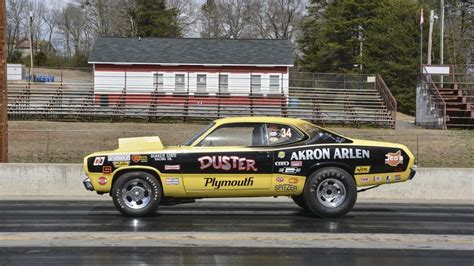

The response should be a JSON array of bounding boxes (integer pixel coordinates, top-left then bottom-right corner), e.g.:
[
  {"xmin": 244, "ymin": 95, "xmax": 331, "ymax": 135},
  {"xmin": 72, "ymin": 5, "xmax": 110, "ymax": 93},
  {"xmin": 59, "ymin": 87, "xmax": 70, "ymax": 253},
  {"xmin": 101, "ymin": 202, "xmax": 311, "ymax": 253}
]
[{"xmin": 0, "ymin": 163, "xmax": 472, "ymax": 201}]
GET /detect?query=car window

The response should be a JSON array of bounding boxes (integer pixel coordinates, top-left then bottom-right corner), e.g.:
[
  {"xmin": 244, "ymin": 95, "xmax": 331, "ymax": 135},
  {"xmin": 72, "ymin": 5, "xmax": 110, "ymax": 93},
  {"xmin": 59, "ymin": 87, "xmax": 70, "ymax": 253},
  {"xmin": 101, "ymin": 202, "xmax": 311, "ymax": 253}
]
[
  {"xmin": 183, "ymin": 122, "xmax": 215, "ymax": 146},
  {"xmin": 301, "ymin": 121, "xmax": 350, "ymax": 144},
  {"xmin": 198, "ymin": 123, "xmax": 267, "ymax": 147},
  {"xmin": 265, "ymin": 123, "xmax": 304, "ymax": 146}
]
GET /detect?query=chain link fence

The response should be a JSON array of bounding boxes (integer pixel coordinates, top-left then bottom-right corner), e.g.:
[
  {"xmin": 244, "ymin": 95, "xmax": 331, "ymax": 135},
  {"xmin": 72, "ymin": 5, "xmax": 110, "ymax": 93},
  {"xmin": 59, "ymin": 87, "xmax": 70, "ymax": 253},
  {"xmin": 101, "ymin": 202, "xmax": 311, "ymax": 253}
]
[{"xmin": 8, "ymin": 129, "xmax": 473, "ymax": 168}]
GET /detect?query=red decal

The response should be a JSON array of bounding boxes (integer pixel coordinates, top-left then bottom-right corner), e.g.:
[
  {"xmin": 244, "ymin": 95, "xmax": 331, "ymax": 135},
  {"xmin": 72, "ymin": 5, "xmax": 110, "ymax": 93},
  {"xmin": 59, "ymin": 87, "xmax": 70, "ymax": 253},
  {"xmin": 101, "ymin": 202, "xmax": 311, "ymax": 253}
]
[
  {"xmin": 275, "ymin": 177, "xmax": 284, "ymax": 182},
  {"xmin": 102, "ymin": 166, "xmax": 112, "ymax": 174},
  {"xmin": 98, "ymin": 177, "xmax": 107, "ymax": 185},
  {"xmin": 198, "ymin": 156, "xmax": 258, "ymax": 171}
]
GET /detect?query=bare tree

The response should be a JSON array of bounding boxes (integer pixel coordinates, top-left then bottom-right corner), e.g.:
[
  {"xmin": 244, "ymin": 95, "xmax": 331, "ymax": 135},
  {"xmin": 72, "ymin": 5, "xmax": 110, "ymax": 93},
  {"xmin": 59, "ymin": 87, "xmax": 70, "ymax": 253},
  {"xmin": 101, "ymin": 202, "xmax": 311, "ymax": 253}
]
[
  {"xmin": 6, "ymin": 0, "xmax": 26, "ymax": 60},
  {"xmin": 168, "ymin": 0, "xmax": 199, "ymax": 36},
  {"xmin": 250, "ymin": 0, "xmax": 305, "ymax": 40}
]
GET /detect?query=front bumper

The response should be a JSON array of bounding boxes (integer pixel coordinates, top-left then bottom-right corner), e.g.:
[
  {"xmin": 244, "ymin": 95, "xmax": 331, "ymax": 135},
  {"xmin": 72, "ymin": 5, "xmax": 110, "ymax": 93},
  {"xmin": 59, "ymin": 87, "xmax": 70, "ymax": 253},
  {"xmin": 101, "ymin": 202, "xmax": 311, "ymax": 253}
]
[
  {"xmin": 83, "ymin": 178, "xmax": 94, "ymax": 191},
  {"xmin": 408, "ymin": 165, "xmax": 417, "ymax": 180}
]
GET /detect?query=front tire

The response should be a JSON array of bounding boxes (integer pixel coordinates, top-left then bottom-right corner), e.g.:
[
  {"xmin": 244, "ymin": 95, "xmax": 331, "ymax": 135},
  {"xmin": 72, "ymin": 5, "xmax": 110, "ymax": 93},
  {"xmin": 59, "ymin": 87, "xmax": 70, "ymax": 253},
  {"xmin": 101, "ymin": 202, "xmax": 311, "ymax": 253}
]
[
  {"xmin": 303, "ymin": 167, "xmax": 357, "ymax": 218},
  {"xmin": 291, "ymin": 195, "xmax": 308, "ymax": 210},
  {"xmin": 111, "ymin": 171, "xmax": 162, "ymax": 217}
]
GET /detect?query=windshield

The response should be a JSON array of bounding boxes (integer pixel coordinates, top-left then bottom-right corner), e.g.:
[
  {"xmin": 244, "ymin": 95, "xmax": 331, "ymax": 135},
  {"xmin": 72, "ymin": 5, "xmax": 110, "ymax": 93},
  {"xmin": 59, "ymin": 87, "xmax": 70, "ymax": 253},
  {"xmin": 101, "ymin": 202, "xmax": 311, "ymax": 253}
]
[
  {"xmin": 183, "ymin": 122, "xmax": 215, "ymax": 146},
  {"xmin": 301, "ymin": 121, "xmax": 351, "ymax": 144}
]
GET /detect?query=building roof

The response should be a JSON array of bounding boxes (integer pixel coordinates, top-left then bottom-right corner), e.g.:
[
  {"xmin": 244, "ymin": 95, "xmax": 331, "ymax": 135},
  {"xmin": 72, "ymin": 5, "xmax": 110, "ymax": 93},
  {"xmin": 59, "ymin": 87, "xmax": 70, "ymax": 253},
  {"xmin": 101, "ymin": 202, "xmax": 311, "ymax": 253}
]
[{"xmin": 88, "ymin": 37, "xmax": 293, "ymax": 66}]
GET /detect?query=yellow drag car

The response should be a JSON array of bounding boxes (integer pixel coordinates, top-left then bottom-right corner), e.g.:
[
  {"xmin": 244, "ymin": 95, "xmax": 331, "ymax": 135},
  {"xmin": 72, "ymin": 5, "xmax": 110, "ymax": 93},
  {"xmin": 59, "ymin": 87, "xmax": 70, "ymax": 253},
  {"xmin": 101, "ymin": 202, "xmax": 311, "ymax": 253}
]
[{"xmin": 83, "ymin": 117, "xmax": 416, "ymax": 218}]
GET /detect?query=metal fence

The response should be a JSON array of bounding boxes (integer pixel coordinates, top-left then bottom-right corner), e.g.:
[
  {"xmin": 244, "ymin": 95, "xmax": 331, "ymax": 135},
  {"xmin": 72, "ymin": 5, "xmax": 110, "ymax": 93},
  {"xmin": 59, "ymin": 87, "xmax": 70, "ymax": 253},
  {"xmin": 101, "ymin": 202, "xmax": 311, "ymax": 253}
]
[
  {"xmin": 7, "ymin": 71, "xmax": 396, "ymax": 128},
  {"xmin": 7, "ymin": 128, "xmax": 473, "ymax": 168}
]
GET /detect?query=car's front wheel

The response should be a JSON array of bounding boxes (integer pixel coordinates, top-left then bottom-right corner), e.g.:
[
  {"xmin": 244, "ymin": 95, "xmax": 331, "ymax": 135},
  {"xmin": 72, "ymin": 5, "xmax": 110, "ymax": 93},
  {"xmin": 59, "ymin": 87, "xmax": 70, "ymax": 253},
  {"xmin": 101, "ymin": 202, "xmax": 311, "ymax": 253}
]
[
  {"xmin": 111, "ymin": 171, "xmax": 162, "ymax": 217},
  {"xmin": 303, "ymin": 167, "xmax": 357, "ymax": 218}
]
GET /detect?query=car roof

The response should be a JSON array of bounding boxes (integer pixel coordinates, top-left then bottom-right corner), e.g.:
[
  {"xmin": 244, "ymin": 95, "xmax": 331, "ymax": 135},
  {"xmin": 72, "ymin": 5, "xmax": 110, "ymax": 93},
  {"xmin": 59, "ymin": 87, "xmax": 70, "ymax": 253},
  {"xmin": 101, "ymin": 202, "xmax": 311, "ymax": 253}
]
[{"xmin": 213, "ymin": 116, "xmax": 309, "ymax": 127}]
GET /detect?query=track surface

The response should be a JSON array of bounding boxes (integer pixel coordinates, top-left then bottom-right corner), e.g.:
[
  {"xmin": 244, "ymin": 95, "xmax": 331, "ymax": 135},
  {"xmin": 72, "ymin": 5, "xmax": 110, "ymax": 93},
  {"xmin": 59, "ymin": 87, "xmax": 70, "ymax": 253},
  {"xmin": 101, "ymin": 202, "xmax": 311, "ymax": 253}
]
[{"xmin": 0, "ymin": 200, "xmax": 473, "ymax": 265}]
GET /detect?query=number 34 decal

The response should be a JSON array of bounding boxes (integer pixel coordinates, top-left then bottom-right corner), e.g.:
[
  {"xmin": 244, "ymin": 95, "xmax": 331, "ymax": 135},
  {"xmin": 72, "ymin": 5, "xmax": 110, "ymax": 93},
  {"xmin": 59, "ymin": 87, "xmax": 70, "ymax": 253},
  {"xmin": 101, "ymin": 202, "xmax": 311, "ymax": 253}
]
[{"xmin": 280, "ymin": 128, "xmax": 292, "ymax": 138}]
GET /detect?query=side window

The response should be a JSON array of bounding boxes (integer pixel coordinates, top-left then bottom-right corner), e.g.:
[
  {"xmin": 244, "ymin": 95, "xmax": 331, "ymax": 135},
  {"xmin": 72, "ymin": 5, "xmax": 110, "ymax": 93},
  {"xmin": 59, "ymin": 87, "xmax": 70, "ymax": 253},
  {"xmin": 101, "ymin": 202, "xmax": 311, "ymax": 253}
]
[
  {"xmin": 199, "ymin": 124, "xmax": 266, "ymax": 147},
  {"xmin": 266, "ymin": 124, "xmax": 304, "ymax": 146},
  {"xmin": 175, "ymin": 74, "xmax": 185, "ymax": 92}
]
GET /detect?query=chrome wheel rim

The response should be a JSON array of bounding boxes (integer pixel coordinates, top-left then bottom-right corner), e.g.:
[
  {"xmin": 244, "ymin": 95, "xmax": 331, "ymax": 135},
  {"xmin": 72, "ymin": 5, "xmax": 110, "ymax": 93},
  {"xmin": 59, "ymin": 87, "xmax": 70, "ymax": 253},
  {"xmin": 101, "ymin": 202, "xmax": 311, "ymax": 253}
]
[
  {"xmin": 316, "ymin": 178, "xmax": 346, "ymax": 208},
  {"xmin": 121, "ymin": 178, "xmax": 152, "ymax": 209}
]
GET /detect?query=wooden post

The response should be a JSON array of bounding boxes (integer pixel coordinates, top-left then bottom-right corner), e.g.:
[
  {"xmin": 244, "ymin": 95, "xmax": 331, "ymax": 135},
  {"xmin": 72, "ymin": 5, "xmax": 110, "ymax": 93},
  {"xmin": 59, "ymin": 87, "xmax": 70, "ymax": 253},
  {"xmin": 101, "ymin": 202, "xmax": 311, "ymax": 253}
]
[{"xmin": 0, "ymin": 0, "xmax": 8, "ymax": 162}]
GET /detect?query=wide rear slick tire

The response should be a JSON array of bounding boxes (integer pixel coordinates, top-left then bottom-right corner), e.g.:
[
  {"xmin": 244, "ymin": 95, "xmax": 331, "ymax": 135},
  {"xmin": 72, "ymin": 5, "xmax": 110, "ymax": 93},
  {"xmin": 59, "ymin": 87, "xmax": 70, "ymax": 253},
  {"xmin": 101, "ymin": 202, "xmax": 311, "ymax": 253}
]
[
  {"xmin": 111, "ymin": 171, "xmax": 162, "ymax": 217},
  {"xmin": 303, "ymin": 167, "xmax": 357, "ymax": 218}
]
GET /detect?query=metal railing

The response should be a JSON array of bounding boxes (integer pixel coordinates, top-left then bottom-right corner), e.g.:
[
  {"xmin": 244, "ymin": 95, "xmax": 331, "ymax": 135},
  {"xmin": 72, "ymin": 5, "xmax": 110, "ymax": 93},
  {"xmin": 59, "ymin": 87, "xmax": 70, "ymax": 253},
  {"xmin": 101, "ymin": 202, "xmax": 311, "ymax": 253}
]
[{"xmin": 7, "ymin": 71, "xmax": 396, "ymax": 128}]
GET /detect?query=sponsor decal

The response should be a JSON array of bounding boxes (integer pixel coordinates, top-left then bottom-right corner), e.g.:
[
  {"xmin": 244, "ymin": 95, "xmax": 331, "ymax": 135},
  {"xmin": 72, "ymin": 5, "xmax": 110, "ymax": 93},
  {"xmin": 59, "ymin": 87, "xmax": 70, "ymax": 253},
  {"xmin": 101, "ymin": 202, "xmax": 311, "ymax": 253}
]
[
  {"xmin": 93, "ymin": 157, "xmax": 105, "ymax": 166},
  {"xmin": 394, "ymin": 175, "xmax": 402, "ymax": 181},
  {"xmin": 113, "ymin": 161, "xmax": 129, "ymax": 168},
  {"xmin": 277, "ymin": 151, "xmax": 285, "ymax": 159},
  {"xmin": 275, "ymin": 161, "xmax": 289, "ymax": 166},
  {"xmin": 151, "ymin": 153, "xmax": 177, "ymax": 161},
  {"xmin": 355, "ymin": 166, "xmax": 371, "ymax": 174},
  {"xmin": 204, "ymin": 177, "xmax": 254, "ymax": 189},
  {"xmin": 108, "ymin": 154, "xmax": 131, "ymax": 162},
  {"xmin": 374, "ymin": 176, "xmax": 382, "ymax": 182},
  {"xmin": 164, "ymin": 165, "xmax": 181, "ymax": 171},
  {"xmin": 198, "ymin": 156, "xmax": 257, "ymax": 171},
  {"xmin": 165, "ymin": 178, "xmax": 180, "ymax": 185},
  {"xmin": 98, "ymin": 176, "xmax": 107, "ymax": 186},
  {"xmin": 131, "ymin": 155, "xmax": 148, "ymax": 163},
  {"xmin": 288, "ymin": 177, "xmax": 299, "ymax": 184},
  {"xmin": 385, "ymin": 150, "xmax": 404, "ymax": 167},
  {"xmin": 290, "ymin": 148, "xmax": 370, "ymax": 161},
  {"xmin": 275, "ymin": 177, "xmax": 284, "ymax": 182},
  {"xmin": 269, "ymin": 131, "xmax": 278, "ymax": 137},
  {"xmin": 275, "ymin": 184, "xmax": 297, "ymax": 192},
  {"xmin": 279, "ymin": 167, "xmax": 301, "ymax": 174},
  {"xmin": 360, "ymin": 177, "xmax": 370, "ymax": 183},
  {"xmin": 386, "ymin": 175, "xmax": 392, "ymax": 182},
  {"xmin": 290, "ymin": 161, "xmax": 302, "ymax": 167},
  {"xmin": 102, "ymin": 166, "xmax": 112, "ymax": 174}
]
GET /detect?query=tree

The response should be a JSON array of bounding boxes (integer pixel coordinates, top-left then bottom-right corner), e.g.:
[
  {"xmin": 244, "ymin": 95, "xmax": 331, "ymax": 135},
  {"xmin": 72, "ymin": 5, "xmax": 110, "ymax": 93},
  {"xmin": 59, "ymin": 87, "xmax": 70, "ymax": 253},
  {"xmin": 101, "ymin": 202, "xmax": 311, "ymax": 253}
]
[
  {"xmin": 299, "ymin": 0, "xmax": 428, "ymax": 114},
  {"xmin": 133, "ymin": 0, "xmax": 182, "ymax": 37}
]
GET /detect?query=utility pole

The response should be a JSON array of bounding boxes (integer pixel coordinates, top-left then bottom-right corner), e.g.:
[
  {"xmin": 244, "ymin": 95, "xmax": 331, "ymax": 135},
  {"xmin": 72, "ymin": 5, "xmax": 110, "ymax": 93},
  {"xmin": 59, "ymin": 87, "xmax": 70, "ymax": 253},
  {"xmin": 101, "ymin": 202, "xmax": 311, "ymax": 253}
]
[
  {"xmin": 420, "ymin": 8, "xmax": 424, "ymax": 74},
  {"xmin": 440, "ymin": 0, "xmax": 445, "ymax": 86},
  {"xmin": 440, "ymin": 0, "xmax": 445, "ymax": 65},
  {"xmin": 0, "ymin": 0, "xmax": 8, "ymax": 162},
  {"xmin": 28, "ymin": 12, "xmax": 33, "ymax": 80},
  {"xmin": 427, "ymin": 10, "xmax": 435, "ymax": 65}
]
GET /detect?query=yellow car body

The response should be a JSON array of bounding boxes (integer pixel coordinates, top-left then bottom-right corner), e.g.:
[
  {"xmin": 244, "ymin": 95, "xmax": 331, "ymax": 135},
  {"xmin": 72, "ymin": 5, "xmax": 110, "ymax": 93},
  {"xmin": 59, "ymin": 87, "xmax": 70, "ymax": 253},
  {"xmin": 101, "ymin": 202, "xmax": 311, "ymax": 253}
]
[{"xmin": 83, "ymin": 117, "xmax": 416, "ymax": 217}]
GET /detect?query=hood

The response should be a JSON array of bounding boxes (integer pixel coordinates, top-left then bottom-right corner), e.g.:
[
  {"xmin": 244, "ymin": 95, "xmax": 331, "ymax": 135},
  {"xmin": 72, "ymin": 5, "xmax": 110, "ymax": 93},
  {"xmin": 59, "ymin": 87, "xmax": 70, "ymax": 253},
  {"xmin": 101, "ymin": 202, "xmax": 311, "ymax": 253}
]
[{"xmin": 116, "ymin": 136, "xmax": 164, "ymax": 152}]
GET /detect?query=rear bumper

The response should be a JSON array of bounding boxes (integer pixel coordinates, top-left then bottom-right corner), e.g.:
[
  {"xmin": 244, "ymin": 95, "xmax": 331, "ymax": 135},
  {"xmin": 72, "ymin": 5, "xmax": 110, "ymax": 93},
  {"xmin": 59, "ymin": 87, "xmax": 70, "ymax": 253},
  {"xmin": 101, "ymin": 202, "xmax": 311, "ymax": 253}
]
[
  {"xmin": 408, "ymin": 166, "xmax": 417, "ymax": 180},
  {"xmin": 83, "ymin": 178, "xmax": 94, "ymax": 191}
]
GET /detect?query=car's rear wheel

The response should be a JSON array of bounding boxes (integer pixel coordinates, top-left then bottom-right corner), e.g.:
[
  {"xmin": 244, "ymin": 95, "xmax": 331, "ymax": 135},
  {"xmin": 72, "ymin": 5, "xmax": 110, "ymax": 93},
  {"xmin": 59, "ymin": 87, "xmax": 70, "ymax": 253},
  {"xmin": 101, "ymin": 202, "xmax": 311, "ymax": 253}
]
[
  {"xmin": 111, "ymin": 171, "xmax": 162, "ymax": 217},
  {"xmin": 291, "ymin": 195, "xmax": 308, "ymax": 210},
  {"xmin": 303, "ymin": 167, "xmax": 357, "ymax": 218}
]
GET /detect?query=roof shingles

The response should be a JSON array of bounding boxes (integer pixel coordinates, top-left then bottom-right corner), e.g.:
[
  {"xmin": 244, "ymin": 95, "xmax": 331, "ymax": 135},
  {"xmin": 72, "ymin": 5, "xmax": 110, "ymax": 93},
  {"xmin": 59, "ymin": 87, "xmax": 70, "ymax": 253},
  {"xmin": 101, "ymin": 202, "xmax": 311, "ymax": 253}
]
[{"xmin": 88, "ymin": 37, "xmax": 293, "ymax": 66}]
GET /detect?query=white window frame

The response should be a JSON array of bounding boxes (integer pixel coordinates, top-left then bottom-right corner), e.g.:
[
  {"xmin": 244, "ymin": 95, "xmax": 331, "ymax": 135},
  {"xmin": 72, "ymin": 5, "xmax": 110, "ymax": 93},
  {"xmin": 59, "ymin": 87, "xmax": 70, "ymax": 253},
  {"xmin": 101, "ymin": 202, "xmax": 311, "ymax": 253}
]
[
  {"xmin": 175, "ymin": 73, "xmax": 185, "ymax": 92},
  {"xmin": 251, "ymin": 75, "xmax": 261, "ymax": 94},
  {"xmin": 269, "ymin": 75, "xmax": 280, "ymax": 94},
  {"xmin": 196, "ymin": 74, "xmax": 207, "ymax": 93},
  {"xmin": 218, "ymin": 74, "xmax": 229, "ymax": 94},
  {"xmin": 154, "ymin": 73, "xmax": 164, "ymax": 91}
]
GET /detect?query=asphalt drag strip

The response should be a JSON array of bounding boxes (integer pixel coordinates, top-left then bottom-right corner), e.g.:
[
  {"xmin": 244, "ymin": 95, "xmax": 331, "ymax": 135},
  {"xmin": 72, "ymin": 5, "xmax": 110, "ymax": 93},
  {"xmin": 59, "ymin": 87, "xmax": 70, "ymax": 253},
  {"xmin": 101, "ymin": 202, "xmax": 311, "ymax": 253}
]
[{"xmin": 0, "ymin": 200, "xmax": 472, "ymax": 265}]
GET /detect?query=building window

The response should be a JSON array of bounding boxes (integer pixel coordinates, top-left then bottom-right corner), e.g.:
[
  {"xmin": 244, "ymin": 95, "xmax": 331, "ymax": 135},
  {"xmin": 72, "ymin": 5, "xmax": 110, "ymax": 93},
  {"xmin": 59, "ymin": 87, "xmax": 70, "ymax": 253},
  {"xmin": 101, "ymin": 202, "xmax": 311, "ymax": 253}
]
[
  {"xmin": 197, "ymin": 74, "xmax": 207, "ymax": 93},
  {"xmin": 175, "ymin": 74, "xmax": 185, "ymax": 92},
  {"xmin": 251, "ymin": 75, "xmax": 261, "ymax": 93},
  {"xmin": 154, "ymin": 73, "xmax": 163, "ymax": 91},
  {"xmin": 269, "ymin": 75, "xmax": 280, "ymax": 94},
  {"xmin": 219, "ymin": 74, "xmax": 228, "ymax": 94}
]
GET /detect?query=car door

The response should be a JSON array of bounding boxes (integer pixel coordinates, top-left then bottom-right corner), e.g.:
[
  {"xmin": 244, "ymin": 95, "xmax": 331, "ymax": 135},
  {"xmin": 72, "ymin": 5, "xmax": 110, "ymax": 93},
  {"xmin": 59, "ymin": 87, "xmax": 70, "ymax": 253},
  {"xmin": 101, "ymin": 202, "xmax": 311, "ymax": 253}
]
[{"xmin": 179, "ymin": 123, "xmax": 274, "ymax": 197}]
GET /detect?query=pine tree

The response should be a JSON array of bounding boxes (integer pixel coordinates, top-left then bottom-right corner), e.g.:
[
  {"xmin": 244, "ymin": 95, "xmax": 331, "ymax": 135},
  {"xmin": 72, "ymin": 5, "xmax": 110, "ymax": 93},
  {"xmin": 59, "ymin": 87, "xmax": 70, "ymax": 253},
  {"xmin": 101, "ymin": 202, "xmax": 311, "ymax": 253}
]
[{"xmin": 133, "ymin": 0, "xmax": 182, "ymax": 38}]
